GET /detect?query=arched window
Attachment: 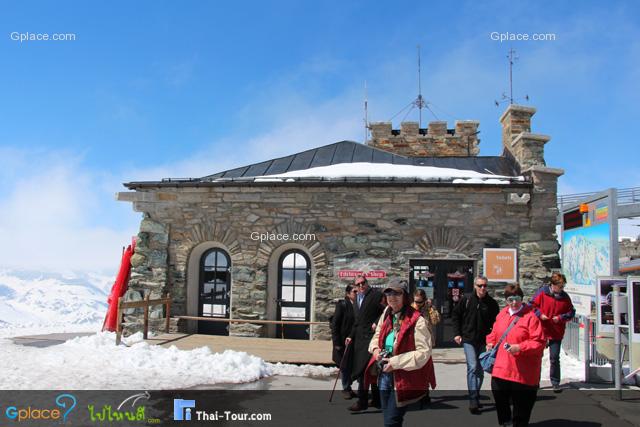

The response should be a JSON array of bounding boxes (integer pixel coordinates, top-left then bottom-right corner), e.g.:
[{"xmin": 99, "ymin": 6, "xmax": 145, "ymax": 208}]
[
  {"xmin": 199, "ymin": 248, "xmax": 231, "ymax": 335},
  {"xmin": 277, "ymin": 250, "xmax": 311, "ymax": 339}
]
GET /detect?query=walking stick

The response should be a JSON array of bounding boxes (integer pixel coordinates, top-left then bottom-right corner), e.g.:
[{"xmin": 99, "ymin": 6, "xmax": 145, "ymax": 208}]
[{"xmin": 329, "ymin": 340, "xmax": 352, "ymax": 402}]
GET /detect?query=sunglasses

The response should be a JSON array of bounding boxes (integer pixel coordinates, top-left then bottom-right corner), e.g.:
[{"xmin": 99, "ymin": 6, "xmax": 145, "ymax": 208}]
[
  {"xmin": 414, "ymin": 299, "xmax": 425, "ymax": 305},
  {"xmin": 384, "ymin": 289, "xmax": 404, "ymax": 297},
  {"xmin": 475, "ymin": 284, "xmax": 488, "ymax": 288},
  {"xmin": 355, "ymin": 282, "xmax": 366, "ymax": 287},
  {"xmin": 506, "ymin": 295, "xmax": 522, "ymax": 303}
]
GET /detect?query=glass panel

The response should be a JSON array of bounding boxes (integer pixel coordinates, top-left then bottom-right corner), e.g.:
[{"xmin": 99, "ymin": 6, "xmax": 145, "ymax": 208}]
[
  {"xmin": 281, "ymin": 306, "xmax": 305, "ymax": 320},
  {"xmin": 282, "ymin": 253, "xmax": 295, "ymax": 268},
  {"xmin": 295, "ymin": 253, "xmax": 307, "ymax": 268},
  {"xmin": 213, "ymin": 271, "xmax": 227, "ymax": 283},
  {"xmin": 202, "ymin": 304, "xmax": 213, "ymax": 316},
  {"xmin": 217, "ymin": 252, "xmax": 228, "ymax": 269},
  {"xmin": 294, "ymin": 269, "xmax": 307, "ymax": 284},
  {"xmin": 203, "ymin": 282, "xmax": 215, "ymax": 294},
  {"xmin": 204, "ymin": 252, "xmax": 216, "ymax": 267},
  {"xmin": 215, "ymin": 284, "xmax": 227, "ymax": 300},
  {"xmin": 212, "ymin": 304, "xmax": 226, "ymax": 316},
  {"xmin": 294, "ymin": 286, "xmax": 307, "ymax": 302},
  {"xmin": 282, "ymin": 269, "xmax": 294, "ymax": 285},
  {"xmin": 203, "ymin": 271, "xmax": 216, "ymax": 282},
  {"xmin": 281, "ymin": 286, "xmax": 294, "ymax": 302}
]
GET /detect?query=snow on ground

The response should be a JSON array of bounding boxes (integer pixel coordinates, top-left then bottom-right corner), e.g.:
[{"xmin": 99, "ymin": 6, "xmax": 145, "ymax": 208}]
[
  {"xmin": 540, "ymin": 344, "xmax": 585, "ymax": 384},
  {"xmin": 0, "ymin": 269, "xmax": 112, "ymax": 330},
  {"xmin": 253, "ymin": 162, "xmax": 523, "ymax": 184},
  {"xmin": 0, "ymin": 332, "xmax": 336, "ymax": 390}
]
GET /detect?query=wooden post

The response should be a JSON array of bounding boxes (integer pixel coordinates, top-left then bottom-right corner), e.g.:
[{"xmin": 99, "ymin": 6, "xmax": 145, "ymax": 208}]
[
  {"xmin": 165, "ymin": 293, "xmax": 171, "ymax": 333},
  {"xmin": 143, "ymin": 293, "xmax": 150, "ymax": 340},
  {"xmin": 115, "ymin": 297, "xmax": 123, "ymax": 345}
]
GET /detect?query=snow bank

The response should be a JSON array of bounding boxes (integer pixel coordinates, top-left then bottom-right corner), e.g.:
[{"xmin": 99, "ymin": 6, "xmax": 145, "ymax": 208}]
[
  {"xmin": 540, "ymin": 345, "xmax": 585, "ymax": 383},
  {"xmin": 252, "ymin": 162, "xmax": 523, "ymax": 183},
  {"xmin": 0, "ymin": 332, "xmax": 336, "ymax": 390}
]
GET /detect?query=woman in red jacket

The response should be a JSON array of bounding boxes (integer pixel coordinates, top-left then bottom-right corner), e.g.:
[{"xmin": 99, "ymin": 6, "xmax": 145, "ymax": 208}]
[{"xmin": 486, "ymin": 284, "xmax": 546, "ymax": 427}]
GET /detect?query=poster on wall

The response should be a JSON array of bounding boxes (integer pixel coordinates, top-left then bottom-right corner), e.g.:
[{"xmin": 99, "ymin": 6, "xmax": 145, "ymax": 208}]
[
  {"xmin": 597, "ymin": 277, "xmax": 627, "ymax": 334},
  {"xmin": 561, "ymin": 189, "xmax": 618, "ymax": 297},
  {"xmin": 630, "ymin": 277, "xmax": 640, "ymax": 341},
  {"xmin": 483, "ymin": 248, "xmax": 517, "ymax": 282}
]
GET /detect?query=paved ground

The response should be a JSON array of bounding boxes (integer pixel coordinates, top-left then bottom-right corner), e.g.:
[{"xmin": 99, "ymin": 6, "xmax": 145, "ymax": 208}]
[{"xmin": 10, "ymin": 333, "xmax": 640, "ymax": 426}]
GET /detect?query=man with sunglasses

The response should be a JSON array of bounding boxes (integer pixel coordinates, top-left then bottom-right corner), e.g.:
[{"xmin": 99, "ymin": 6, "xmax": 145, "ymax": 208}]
[
  {"xmin": 452, "ymin": 276, "xmax": 500, "ymax": 414},
  {"xmin": 346, "ymin": 275, "xmax": 383, "ymax": 411},
  {"xmin": 530, "ymin": 273, "xmax": 575, "ymax": 393}
]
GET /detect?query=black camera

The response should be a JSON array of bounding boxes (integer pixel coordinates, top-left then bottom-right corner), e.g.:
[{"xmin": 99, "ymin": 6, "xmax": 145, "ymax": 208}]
[{"xmin": 377, "ymin": 350, "xmax": 390, "ymax": 372}]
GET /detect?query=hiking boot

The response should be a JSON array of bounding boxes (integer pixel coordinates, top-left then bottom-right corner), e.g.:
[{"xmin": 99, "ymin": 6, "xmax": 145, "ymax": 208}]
[
  {"xmin": 348, "ymin": 401, "xmax": 367, "ymax": 412},
  {"xmin": 553, "ymin": 384, "xmax": 562, "ymax": 393},
  {"xmin": 341, "ymin": 390, "xmax": 356, "ymax": 399},
  {"xmin": 468, "ymin": 402, "xmax": 481, "ymax": 415}
]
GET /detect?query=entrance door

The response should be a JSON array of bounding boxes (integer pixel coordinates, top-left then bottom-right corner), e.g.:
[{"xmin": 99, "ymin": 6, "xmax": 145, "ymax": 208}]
[
  {"xmin": 409, "ymin": 259, "xmax": 474, "ymax": 347},
  {"xmin": 276, "ymin": 250, "xmax": 311, "ymax": 340},
  {"xmin": 198, "ymin": 248, "xmax": 231, "ymax": 335}
]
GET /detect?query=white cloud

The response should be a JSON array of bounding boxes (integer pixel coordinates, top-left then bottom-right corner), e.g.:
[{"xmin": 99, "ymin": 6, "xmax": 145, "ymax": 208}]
[{"xmin": 0, "ymin": 151, "xmax": 137, "ymax": 272}]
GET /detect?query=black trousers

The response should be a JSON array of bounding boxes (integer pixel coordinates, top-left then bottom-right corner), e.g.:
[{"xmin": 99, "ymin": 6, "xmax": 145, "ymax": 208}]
[
  {"xmin": 491, "ymin": 376, "xmax": 538, "ymax": 426},
  {"xmin": 357, "ymin": 374, "xmax": 380, "ymax": 407}
]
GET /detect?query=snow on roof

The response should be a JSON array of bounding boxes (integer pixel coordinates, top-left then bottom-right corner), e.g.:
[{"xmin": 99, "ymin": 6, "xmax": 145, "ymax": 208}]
[{"xmin": 253, "ymin": 162, "xmax": 524, "ymax": 184}]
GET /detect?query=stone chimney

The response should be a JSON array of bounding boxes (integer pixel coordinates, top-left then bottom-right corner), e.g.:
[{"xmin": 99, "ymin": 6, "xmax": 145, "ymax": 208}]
[
  {"xmin": 500, "ymin": 104, "xmax": 549, "ymax": 169},
  {"xmin": 367, "ymin": 120, "xmax": 480, "ymax": 157}
]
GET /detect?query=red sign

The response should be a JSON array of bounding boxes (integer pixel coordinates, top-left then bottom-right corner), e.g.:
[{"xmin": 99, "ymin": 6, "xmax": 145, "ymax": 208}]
[{"xmin": 338, "ymin": 270, "xmax": 387, "ymax": 279}]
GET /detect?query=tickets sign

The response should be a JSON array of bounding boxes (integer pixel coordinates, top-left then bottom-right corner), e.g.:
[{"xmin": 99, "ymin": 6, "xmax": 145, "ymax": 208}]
[{"xmin": 483, "ymin": 248, "xmax": 517, "ymax": 282}]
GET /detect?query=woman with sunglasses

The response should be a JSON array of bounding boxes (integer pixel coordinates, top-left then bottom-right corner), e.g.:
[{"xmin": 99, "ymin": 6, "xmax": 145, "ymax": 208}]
[
  {"xmin": 411, "ymin": 289, "xmax": 439, "ymax": 404},
  {"xmin": 364, "ymin": 279, "xmax": 432, "ymax": 427},
  {"xmin": 486, "ymin": 284, "xmax": 546, "ymax": 427}
]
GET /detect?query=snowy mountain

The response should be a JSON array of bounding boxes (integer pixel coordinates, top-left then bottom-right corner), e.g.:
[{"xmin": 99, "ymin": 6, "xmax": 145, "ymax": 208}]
[{"xmin": 0, "ymin": 269, "xmax": 113, "ymax": 329}]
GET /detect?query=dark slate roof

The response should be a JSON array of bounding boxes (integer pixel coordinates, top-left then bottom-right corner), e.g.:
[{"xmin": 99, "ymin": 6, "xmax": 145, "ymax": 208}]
[
  {"xmin": 124, "ymin": 141, "xmax": 525, "ymax": 188},
  {"xmin": 199, "ymin": 140, "xmax": 520, "ymax": 181}
]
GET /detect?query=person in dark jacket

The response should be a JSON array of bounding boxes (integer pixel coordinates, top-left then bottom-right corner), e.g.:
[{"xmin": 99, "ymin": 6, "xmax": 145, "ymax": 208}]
[
  {"xmin": 529, "ymin": 273, "xmax": 575, "ymax": 392},
  {"xmin": 332, "ymin": 284, "xmax": 357, "ymax": 399},
  {"xmin": 452, "ymin": 275, "xmax": 500, "ymax": 414},
  {"xmin": 346, "ymin": 275, "xmax": 384, "ymax": 412}
]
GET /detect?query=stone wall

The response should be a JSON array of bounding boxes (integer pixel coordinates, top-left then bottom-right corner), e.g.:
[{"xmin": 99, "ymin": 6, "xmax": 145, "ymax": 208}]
[
  {"xmin": 119, "ymin": 182, "xmax": 561, "ymax": 339},
  {"xmin": 367, "ymin": 120, "xmax": 480, "ymax": 157}
]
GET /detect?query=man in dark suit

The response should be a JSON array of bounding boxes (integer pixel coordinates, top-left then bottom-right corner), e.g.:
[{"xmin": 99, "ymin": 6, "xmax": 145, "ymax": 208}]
[
  {"xmin": 346, "ymin": 275, "xmax": 383, "ymax": 411},
  {"xmin": 331, "ymin": 284, "xmax": 357, "ymax": 399}
]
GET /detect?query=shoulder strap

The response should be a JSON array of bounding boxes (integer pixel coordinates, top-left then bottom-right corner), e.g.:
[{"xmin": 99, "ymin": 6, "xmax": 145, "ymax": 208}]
[{"xmin": 495, "ymin": 315, "xmax": 521, "ymax": 348}]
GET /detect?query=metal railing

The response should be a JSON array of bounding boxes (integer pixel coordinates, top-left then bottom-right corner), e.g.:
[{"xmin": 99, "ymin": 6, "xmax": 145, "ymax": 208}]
[{"xmin": 558, "ymin": 186, "xmax": 640, "ymax": 211}]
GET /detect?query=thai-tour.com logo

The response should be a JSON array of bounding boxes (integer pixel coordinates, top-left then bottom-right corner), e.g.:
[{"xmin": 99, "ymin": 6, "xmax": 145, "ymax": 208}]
[
  {"xmin": 5, "ymin": 393, "xmax": 77, "ymax": 422},
  {"xmin": 173, "ymin": 398, "xmax": 272, "ymax": 422},
  {"xmin": 174, "ymin": 399, "xmax": 195, "ymax": 421}
]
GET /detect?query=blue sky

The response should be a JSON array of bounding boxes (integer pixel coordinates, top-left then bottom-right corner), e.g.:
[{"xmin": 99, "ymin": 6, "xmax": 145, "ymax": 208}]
[{"xmin": 1, "ymin": 0, "xmax": 639, "ymax": 271}]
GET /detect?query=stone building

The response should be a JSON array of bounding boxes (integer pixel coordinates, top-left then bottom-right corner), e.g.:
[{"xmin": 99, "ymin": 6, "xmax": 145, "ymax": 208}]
[{"xmin": 117, "ymin": 104, "xmax": 563, "ymax": 343}]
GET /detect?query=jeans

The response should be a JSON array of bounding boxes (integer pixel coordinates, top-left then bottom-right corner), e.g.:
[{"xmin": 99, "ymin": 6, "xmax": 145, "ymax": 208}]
[
  {"xmin": 491, "ymin": 376, "xmax": 538, "ymax": 426},
  {"xmin": 379, "ymin": 372, "xmax": 407, "ymax": 427},
  {"xmin": 463, "ymin": 342, "xmax": 485, "ymax": 404},
  {"xmin": 548, "ymin": 339, "xmax": 562, "ymax": 387}
]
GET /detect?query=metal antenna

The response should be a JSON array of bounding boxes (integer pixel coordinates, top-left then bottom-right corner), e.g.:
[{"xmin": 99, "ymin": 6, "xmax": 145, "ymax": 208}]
[
  {"xmin": 495, "ymin": 48, "xmax": 529, "ymax": 107},
  {"xmin": 388, "ymin": 45, "xmax": 443, "ymax": 123},
  {"xmin": 508, "ymin": 48, "xmax": 515, "ymax": 104},
  {"xmin": 364, "ymin": 81, "xmax": 369, "ymax": 143},
  {"xmin": 414, "ymin": 45, "xmax": 426, "ymax": 127}
]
